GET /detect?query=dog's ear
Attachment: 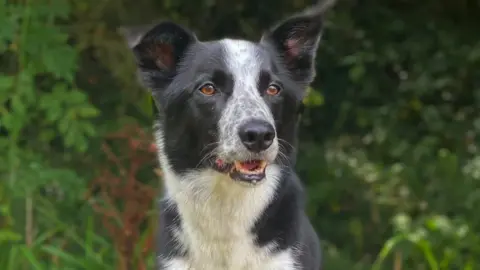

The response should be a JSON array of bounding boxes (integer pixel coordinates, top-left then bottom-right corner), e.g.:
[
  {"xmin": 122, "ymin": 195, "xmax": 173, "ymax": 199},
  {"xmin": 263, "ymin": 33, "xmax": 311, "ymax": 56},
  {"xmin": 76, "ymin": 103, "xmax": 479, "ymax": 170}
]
[
  {"xmin": 260, "ymin": 1, "xmax": 334, "ymax": 85},
  {"xmin": 120, "ymin": 21, "xmax": 197, "ymax": 75}
]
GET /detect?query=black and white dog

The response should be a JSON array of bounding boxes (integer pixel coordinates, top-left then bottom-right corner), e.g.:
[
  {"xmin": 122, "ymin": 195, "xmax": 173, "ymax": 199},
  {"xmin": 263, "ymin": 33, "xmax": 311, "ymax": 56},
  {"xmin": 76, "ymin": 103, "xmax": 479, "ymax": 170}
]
[{"xmin": 122, "ymin": 2, "xmax": 333, "ymax": 269}]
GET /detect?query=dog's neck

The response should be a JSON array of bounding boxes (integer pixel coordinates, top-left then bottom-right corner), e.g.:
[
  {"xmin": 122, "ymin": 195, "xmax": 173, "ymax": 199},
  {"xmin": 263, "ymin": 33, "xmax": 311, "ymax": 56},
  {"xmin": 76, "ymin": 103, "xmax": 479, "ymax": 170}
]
[
  {"xmin": 161, "ymin": 163, "xmax": 282, "ymax": 235},
  {"xmin": 160, "ymin": 157, "xmax": 284, "ymax": 266}
]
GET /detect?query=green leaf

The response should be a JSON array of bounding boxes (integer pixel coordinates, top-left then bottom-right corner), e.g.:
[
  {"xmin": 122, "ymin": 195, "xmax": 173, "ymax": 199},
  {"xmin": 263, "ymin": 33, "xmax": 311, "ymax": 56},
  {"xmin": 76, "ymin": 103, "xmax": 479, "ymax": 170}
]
[
  {"xmin": 43, "ymin": 46, "xmax": 77, "ymax": 81},
  {"xmin": 20, "ymin": 247, "xmax": 45, "ymax": 270},
  {"xmin": 140, "ymin": 93, "xmax": 154, "ymax": 117},
  {"xmin": 0, "ymin": 76, "xmax": 14, "ymax": 91},
  {"xmin": 6, "ymin": 245, "xmax": 20, "ymax": 270},
  {"xmin": 372, "ymin": 235, "xmax": 405, "ymax": 270},
  {"xmin": 69, "ymin": 90, "xmax": 87, "ymax": 104},
  {"xmin": 349, "ymin": 64, "xmax": 365, "ymax": 83},
  {"xmin": 0, "ymin": 230, "xmax": 22, "ymax": 242},
  {"xmin": 303, "ymin": 87, "xmax": 324, "ymax": 107},
  {"xmin": 41, "ymin": 245, "xmax": 87, "ymax": 268},
  {"xmin": 77, "ymin": 106, "xmax": 100, "ymax": 118}
]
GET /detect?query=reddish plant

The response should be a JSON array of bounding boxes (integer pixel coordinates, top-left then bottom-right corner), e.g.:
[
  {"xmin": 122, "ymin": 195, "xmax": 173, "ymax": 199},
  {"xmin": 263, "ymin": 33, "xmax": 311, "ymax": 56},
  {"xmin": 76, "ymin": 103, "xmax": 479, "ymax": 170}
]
[{"xmin": 85, "ymin": 124, "xmax": 160, "ymax": 270}]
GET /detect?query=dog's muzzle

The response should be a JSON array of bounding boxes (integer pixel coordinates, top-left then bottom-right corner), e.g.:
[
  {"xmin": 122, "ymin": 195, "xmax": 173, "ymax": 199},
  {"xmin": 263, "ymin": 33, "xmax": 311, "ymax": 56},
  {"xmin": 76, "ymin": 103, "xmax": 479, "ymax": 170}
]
[{"xmin": 211, "ymin": 119, "xmax": 277, "ymax": 185}]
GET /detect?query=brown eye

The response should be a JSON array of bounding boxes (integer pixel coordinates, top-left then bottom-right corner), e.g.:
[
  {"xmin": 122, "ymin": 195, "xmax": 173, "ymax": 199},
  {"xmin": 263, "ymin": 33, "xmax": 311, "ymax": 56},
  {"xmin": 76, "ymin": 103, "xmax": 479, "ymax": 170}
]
[
  {"xmin": 266, "ymin": 84, "xmax": 281, "ymax": 96},
  {"xmin": 199, "ymin": 84, "xmax": 216, "ymax": 96}
]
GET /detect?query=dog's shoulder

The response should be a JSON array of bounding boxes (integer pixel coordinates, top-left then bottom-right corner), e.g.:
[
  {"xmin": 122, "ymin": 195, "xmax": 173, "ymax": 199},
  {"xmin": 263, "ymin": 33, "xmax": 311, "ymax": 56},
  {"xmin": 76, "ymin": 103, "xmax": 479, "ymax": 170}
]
[
  {"xmin": 252, "ymin": 168, "xmax": 307, "ymax": 249},
  {"xmin": 157, "ymin": 199, "xmax": 186, "ymax": 260}
]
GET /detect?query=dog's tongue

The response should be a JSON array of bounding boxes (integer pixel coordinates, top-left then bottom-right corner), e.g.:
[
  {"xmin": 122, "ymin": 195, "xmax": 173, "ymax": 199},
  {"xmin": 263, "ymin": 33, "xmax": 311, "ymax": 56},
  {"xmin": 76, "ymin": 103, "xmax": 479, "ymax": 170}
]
[{"xmin": 239, "ymin": 160, "xmax": 262, "ymax": 171}]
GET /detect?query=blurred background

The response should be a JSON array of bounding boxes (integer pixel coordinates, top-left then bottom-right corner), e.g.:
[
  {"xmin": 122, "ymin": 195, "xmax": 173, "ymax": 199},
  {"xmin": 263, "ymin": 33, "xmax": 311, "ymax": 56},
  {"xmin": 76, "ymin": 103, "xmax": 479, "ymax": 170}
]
[{"xmin": 1, "ymin": 0, "xmax": 480, "ymax": 269}]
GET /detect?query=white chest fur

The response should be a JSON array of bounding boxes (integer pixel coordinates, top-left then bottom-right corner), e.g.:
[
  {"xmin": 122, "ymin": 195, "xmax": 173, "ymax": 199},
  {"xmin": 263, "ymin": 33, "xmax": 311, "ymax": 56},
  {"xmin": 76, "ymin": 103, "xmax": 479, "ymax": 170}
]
[{"xmin": 159, "ymin": 163, "xmax": 298, "ymax": 270}]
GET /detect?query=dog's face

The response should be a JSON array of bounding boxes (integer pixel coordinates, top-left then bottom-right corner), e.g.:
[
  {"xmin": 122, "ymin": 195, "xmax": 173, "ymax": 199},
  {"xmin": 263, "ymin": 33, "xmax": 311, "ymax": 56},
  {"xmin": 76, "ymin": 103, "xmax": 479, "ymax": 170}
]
[{"xmin": 123, "ymin": 5, "xmax": 324, "ymax": 185}]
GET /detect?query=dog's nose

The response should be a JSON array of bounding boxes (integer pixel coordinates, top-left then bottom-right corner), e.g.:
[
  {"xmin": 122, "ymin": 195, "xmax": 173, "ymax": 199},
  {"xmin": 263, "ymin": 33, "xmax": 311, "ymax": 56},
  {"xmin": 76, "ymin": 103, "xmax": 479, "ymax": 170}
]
[{"xmin": 238, "ymin": 120, "xmax": 275, "ymax": 153}]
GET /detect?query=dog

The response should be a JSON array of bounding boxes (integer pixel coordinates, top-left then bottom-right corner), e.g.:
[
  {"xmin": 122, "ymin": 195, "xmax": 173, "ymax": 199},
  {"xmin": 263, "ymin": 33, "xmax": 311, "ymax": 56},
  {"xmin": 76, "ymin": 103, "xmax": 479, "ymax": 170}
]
[{"xmin": 122, "ymin": 1, "xmax": 333, "ymax": 269}]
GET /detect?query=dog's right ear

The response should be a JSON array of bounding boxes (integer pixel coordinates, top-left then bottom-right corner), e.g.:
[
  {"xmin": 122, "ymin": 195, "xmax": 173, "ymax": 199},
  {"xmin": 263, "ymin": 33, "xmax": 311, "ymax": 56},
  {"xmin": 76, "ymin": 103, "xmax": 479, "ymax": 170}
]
[
  {"xmin": 260, "ymin": 0, "xmax": 335, "ymax": 86},
  {"xmin": 120, "ymin": 22, "xmax": 197, "ymax": 75}
]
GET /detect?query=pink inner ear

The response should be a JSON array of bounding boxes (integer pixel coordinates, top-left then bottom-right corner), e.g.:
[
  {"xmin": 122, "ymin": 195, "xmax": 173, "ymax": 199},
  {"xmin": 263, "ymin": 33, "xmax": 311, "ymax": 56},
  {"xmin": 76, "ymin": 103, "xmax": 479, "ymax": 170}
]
[
  {"xmin": 151, "ymin": 43, "xmax": 174, "ymax": 70},
  {"xmin": 285, "ymin": 39, "xmax": 300, "ymax": 59}
]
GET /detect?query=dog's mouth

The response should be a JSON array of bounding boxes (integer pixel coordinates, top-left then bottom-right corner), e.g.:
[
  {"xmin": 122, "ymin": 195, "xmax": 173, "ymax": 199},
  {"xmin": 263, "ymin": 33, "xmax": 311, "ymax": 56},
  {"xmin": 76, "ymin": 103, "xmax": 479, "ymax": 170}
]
[{"xmin": 212, "ymin": 159, "xmax": 267, "ymax": 184}]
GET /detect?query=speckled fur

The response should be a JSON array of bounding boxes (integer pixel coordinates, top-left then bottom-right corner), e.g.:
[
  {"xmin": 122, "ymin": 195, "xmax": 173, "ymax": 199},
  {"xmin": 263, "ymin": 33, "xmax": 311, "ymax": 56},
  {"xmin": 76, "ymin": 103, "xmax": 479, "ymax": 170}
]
[{"xmin": 218, "ymin": 39, "xmax": 279, "ymax": 163}]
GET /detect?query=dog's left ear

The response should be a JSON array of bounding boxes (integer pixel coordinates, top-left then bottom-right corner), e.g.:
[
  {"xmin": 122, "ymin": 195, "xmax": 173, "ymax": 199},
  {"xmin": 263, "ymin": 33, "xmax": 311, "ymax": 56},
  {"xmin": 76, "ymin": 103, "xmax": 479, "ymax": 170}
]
[
  {"xmin": 260, "ymin": 1, "xmax": 334, "ymax": 85},
  {"xmin": 119, "ymin": 22, "xmax": 197, "ymax": 76}
]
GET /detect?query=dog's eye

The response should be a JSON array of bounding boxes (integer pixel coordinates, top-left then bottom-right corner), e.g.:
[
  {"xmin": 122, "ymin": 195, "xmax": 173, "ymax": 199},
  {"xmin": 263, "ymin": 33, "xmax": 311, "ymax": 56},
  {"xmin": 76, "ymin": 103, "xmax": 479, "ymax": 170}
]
[
  {"xmin": 266, "ymin": 84, "xmax": 281, "ymax": 96},
  {"xmin": 199, "ymin": 84, "xmax": 216, "ymax": 96}
]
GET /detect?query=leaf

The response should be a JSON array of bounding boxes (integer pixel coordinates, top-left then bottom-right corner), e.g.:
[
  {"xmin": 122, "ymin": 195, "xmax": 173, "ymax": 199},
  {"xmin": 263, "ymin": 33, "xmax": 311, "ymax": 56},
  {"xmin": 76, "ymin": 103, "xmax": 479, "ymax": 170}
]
[
  {"xmin": 77, "ymin": 106, "xmax": 100, "ymax": 118},
  {"xmin": 140, "ymin": 93, "xmax": 154, "ymax": 117},
  {"xmin": 58, "ymin": 117, "xmax": 69, "ymax": 133},
  {"xmin": 372, "ymin": 235, "xmax": 405, "ymax": 270},
  {"xmin": 0, "ymin": 76, "xmax": 14, "ymax": 91},
  {"xmin": 467, "ymin": 46, "xmax": 480, "ymax": 62},
  {"xmin": 349, "ymin": 64, "xmax": 365, "ymax": 83},
  {"xmin": 303, "ymin": 87, "xmax": 324, "ymax": 107},
  {"xmin": 68, "ymin": 90, "xmax": 87, "ymax": 104},
  {"xmin": 81, "ymin": 122, "xmax": 96, "ymax": 137},
  {"xmin": 7, "ymin": 245, "xmax": 20, "ymax": 270},
  {"xmin": 0, "ymin": 230, "xmax": 22, "ymax": 242},
  {"xmin": 412, "ymin": 239, "xmax": 439, "ymax": 270},
  {"xmin": 41, "ymin": 245, "xmax": 87, "ymax": 268},
  {"xmin": 49, "ymin": 0, "xmax": 71, "ymax": 19},
  {"xmin": 20, "ymin": 247, "xmax": 45, "ymax": 270}
]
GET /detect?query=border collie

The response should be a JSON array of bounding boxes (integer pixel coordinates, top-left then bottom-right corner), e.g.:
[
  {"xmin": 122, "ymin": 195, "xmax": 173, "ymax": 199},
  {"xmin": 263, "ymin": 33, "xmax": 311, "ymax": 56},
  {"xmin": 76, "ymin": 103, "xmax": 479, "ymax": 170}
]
[{"xmin": 122, "ymin": 1, "xmax": 334, "ymax": 269}]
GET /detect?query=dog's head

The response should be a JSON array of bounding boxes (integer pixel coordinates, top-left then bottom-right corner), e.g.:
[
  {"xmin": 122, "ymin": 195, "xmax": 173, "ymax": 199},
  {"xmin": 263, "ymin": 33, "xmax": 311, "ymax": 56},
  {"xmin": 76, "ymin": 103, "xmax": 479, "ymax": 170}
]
[{"xmin": 122, "ymin": 3, "xmax": 329, "ymax": 185}]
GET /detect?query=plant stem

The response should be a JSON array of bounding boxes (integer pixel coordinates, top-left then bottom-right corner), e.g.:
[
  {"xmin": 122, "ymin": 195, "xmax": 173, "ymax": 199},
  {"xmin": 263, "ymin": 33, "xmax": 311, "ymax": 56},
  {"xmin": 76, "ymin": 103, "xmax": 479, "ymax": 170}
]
[{"xmin": 25, "ymin": 194, "xmax": 33, "ymax": 247}]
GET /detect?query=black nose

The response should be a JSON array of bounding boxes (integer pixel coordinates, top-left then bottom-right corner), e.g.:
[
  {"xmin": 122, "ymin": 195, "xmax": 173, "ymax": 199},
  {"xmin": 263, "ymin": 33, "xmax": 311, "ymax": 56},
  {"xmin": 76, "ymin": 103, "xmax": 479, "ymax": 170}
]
[{"xmin": 238, "ymin": 120, "xmax": 276, "ymax": 153}]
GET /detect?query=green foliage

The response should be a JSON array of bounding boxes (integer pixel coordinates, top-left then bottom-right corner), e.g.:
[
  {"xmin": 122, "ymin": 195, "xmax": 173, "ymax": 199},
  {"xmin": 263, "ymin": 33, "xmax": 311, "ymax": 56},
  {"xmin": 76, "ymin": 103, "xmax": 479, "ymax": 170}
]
[
  {"xmin": 1, "ymin": 0, "xmax": 480, "ymax": 269},
  {"xmin": 297, "ymin": 1, "xmax": 480, "ymax": 268},
  {"xmin": 0, "ymin": 0, "xmax": 101, "ymax": 268},
  {"xmin": 1, "ymin": 4, "xmax": 99, "ymax": 150}
]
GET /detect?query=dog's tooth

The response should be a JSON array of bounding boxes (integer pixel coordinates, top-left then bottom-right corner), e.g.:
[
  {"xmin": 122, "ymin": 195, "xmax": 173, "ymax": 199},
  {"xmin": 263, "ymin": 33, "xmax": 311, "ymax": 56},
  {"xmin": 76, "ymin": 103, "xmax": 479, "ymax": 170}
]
[{"xmin": 252, "ymin": 180, "xmax": 257, "ymax": 184}]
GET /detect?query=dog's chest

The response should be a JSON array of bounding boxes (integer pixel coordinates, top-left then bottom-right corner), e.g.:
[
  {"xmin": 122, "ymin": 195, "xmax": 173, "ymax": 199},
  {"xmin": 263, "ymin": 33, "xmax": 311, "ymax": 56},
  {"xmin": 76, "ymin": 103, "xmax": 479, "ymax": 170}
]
[
  {"xmin": 162, "ymin": 169, "xmax": 298, "ymax": 269},
  {"xmin": 169, "ymin": 230, "xmax": 296, "ymax": 270},
  {"xmin": 164, "ymin": 244, "xmax": 297, "ymax": 270}
]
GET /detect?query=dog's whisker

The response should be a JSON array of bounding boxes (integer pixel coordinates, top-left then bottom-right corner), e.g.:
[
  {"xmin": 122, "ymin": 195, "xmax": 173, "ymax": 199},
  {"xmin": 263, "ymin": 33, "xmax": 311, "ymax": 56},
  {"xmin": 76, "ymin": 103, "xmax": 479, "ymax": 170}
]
[
  {"xmin": 200, "ymin": 141, "xmax": 219, "ymax": 153},
  {"xmin": 276, "ymin": 150, "xmax": 290, "ymax": 169},
  {"xmin": 278, "ymin": 138, "xmax": 296, "ymax": 152},
  {"xmin": 196, "ymin": 150, "xmax": 216, "ymax": 169}
]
